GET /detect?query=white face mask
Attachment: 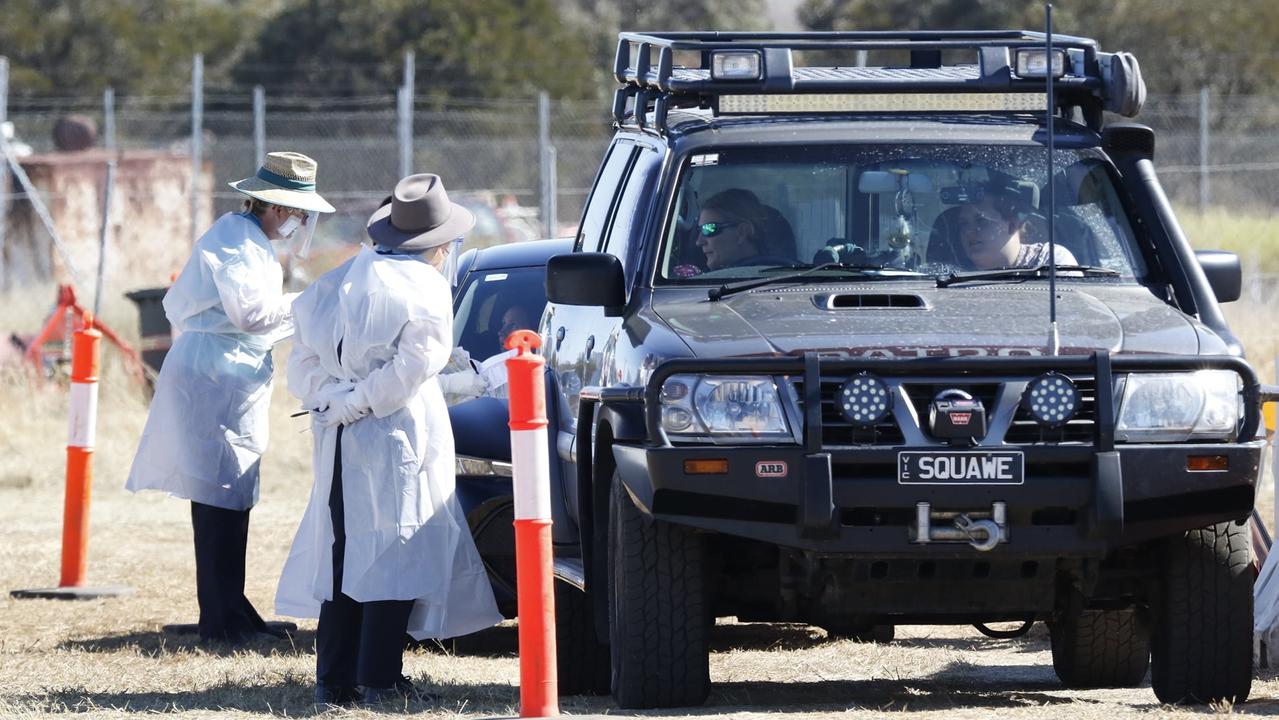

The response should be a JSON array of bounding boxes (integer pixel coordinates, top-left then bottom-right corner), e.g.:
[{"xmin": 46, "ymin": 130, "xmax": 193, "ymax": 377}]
[{"xmin": 277, "ymin": 214, "xmax": 302, "ymax": 239}]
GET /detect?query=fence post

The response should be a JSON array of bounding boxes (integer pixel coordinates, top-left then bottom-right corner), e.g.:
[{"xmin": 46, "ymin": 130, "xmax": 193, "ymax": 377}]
[
  {"xmin": 547, "ymin": 146, "xmax": 558, "ymax": 238},
  {"xmin": 399, "ymin": 50, "xmax": 415, "ymax": 178},
  {"xmin": 1198, "ymin": 86, "xmax": 1210, "ymax": 213},
  {"xmin": 253, "ymin": 85, "xmax": 266, "ymax": 167},
  {"xmin": 103, "ymin": 88, "xmax": 115, "ymax": 151},
  {"xmin": 191, "ymin": 54, "xmax": 204, "ymax": 246},
  {"xmin": 538, "ymin": 91, "xmax": 557, "ymax": 237}
]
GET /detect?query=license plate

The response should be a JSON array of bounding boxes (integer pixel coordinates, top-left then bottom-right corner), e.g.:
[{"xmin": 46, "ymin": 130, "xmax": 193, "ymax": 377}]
[{"xmin": 898, "ymin": 451, "xmax": 1024, "ymax": 485}]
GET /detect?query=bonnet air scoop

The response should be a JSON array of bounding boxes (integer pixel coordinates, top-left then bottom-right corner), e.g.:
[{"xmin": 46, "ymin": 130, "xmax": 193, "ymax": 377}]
[{"xmin": 817, "ymin": 293, "xmax": 927, "ymax": 309}]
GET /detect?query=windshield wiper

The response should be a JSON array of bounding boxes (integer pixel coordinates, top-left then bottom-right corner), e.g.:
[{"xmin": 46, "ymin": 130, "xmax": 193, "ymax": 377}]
[
  {"xmin": 936, "ymin": 264, "xmax": 1120, "ymax": 288},
  {"xmin": 708, "ymin": 263, "xmax": 918, "ymax": 301}
]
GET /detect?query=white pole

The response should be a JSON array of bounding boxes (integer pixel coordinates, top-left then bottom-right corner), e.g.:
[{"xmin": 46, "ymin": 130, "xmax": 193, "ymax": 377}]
[
  {"xmin": 253, "ymin": 85, "xmax": 266, "ymax": 167},
  {"xmin": 0, "ymin": 56, "xmax": 7, "ymax": 125},
  {"xmin": 93, "ymin": 160, "xmax": 116, "ymax": 318},
  {"xmin": 538, "ymin": 92, "xmax": 558, "ymax": 238},
  {"xmin": 1199, "ymin": 86, "xmax": 1210, "ymax": 213},
  {"xmin": 400, "ymin": 51, "xmax": 415, "ymax": 178},
  {"xmin": 547, "ymin": 145, "xmax": 557, "ymax": 238},
  {"xmin": 102, "ymin": 88, "xmax": 115, "ymax": 151},
  {"xmin": 191, "ymin": 54, "xmax": 204, "ymax": 246}
]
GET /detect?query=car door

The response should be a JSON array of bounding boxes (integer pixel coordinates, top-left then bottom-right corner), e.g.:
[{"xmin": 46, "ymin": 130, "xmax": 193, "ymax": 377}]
[
  {"xmin": 546, "ymin": 141, "xmax": 638, "ymax": 476},
  {"xmin": 556, "ymin": 141, "xmax": 663, "ymax": 527}
]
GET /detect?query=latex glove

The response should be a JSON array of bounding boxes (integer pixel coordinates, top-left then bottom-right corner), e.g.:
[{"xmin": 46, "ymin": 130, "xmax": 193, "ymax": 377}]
[
  {"xmin": 439, "ymin": 369, "xmax": 487, "ymax": 400},
  {"xmin": 308, "ymin": 380, "xmax": 356, "ymax": 412},
  {"xmin": 328, "ymin": 384, "xmax": 372, "ymax": 427}
]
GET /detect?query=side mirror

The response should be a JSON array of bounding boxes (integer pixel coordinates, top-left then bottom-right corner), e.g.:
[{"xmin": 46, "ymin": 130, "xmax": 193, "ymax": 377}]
[
  {"xmin": 546, "ymin": 252, "xmax": 626, "ymax": 316},
  {"xmin": 1195, "ymin": 249, "xmax": 1241, "ymax": 303}
]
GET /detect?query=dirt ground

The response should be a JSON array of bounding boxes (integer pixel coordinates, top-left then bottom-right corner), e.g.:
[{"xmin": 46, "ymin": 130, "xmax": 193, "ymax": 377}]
[{"xmin": 2, "ymin": 340, "xmax": 1279, "ymax": 718}]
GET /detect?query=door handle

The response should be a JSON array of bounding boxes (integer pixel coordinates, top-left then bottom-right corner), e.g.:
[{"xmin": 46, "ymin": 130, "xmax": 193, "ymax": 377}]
[
  {"xmin": 555, "ymin": 326, "xmax": 566, "ymax": 351},
  {"xmin": 585, "ymin": 335, "xmax": 595, "ymax": 359}
]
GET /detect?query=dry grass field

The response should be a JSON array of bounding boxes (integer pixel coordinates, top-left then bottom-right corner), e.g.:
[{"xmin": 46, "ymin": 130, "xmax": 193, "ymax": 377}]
[{"xmin": 2, "ymin": 210, "xmax": 1278, "ymax": 719}]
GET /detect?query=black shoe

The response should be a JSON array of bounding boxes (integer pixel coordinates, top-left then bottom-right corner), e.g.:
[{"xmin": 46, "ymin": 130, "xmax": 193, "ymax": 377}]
[{"xmin": 314, "ymin": 683, "xmax": 362, "ymax": 706}]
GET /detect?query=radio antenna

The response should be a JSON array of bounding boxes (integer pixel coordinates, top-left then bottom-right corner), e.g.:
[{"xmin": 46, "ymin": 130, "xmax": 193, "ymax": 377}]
[{"xmin": 1045, "ymin": 3, "xmax": 1060, "ymax": 356}]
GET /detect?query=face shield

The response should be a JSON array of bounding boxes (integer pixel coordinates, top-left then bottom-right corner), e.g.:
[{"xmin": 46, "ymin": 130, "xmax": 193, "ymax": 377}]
[
  {"xmin": 440, "ymin": 236, "xmax": 464, "ymax": 287},
  {"xmin": 291, "ymin": 210, "xmax": 319, "ymax": 260}
]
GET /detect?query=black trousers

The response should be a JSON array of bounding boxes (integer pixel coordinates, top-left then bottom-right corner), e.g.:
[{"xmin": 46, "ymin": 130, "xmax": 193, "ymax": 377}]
[
  {"xmin": 316, "ymin": 426, "xmax": 414, "ymax": 689},
  {"xmin": 190, "ymin": 501, "xmax": 269, "ymax": 642}
]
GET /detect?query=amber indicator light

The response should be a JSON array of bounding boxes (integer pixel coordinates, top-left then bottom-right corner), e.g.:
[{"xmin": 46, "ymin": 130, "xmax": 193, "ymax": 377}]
[
  {"xmin": 684, "ymin": 459, "xmax": 729, "ymax": 474},
  {"xmin": 1186, "ymin": 455, "xmax": 1228, "ymax": 472}
]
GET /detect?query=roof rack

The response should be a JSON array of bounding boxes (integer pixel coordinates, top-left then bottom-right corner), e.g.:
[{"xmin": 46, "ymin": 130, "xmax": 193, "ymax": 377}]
[{"xmin": 611, "ymin": 31, "xmax": 1145, "ymax": 135}]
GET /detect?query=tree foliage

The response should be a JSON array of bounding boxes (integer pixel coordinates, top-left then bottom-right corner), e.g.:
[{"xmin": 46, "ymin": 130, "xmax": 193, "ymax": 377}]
[
  {"xmin": 798, "ymin": 0, "xmax": 1279, "ymax": 96},
  {"xmin": 0, "ymin": 0, "xmax": 261, "ymax": 97},
  {"xmin": 230, "ymin": 0, "xmax": 597, "ymax": 100},
  {"xmin": 0, "ymin": 0, "xmax": 769, "ymax": 100}
]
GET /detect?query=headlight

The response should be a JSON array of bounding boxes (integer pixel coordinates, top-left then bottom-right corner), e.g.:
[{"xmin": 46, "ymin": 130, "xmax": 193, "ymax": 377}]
[
  {"xmin": 660, "ymin": 374, "xmax": 791, "ymax": 442},
  {"xmin": 1115, "ymin": 370, "xmax": 1241, "ymax": 442}
]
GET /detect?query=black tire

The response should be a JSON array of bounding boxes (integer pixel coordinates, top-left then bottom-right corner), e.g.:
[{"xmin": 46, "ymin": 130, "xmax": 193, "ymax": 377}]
[
  {"xmin": 1050, "ymin": 609, "xmax": 1150, "ymax": 688},
  {"xmin": 555, "ymin": 579, "xmax": 611, "ymax": 695},
  {"xmin": 1150, "ymin": 521, "xmax": 1253, "ymax": 705},
  {"xmin": 608, "ymin": 476, "xmax": 710, "ymax": 709}
]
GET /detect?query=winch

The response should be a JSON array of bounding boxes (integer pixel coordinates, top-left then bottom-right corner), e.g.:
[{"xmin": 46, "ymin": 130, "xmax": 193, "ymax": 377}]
[{"xmin": 910, "ymin": 501, "xmax": 1007, "ymax": 551}]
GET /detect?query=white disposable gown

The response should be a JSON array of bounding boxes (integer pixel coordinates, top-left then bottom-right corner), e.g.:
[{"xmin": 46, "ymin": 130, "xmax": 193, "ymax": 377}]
[
  {"xmin": 126, "ymin": 213, "xmax": 294, "ymax": 510},
  {"xmin": 275, "ymin": 246, "xmax": 501, "ymax": 640}
]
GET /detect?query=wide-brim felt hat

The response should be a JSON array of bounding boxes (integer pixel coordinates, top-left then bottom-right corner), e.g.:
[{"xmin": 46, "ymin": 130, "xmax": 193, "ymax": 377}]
[
  {"xmin": 228, "ymin": 151, "xmax": 335, "ymax": 214},
  {"xmin": 366, "ymin": 173, "xmax": 475, "ymax": 252}
]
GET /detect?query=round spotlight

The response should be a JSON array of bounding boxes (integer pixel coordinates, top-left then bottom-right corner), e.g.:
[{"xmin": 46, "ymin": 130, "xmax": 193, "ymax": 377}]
[
  {"xmin": 1022, "ymin": 372, "xmax": 1080, "ymax": 428},
  {"xmin": 838, "ymin": 373, "xmax": 892, "ymax": 427}
]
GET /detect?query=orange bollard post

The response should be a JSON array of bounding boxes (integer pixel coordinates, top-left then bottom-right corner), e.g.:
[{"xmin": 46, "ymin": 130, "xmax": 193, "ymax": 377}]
[
  {"xmin": 60, "ymin": 316, "xmax": 100, "ymax": 587},
  {"xmin": 505, "ymin": 329, "xmax": 558, "ymax": 718},
  {"xmin": 11, "ymin": 314, "xmax": 132, "ymax": 601}
]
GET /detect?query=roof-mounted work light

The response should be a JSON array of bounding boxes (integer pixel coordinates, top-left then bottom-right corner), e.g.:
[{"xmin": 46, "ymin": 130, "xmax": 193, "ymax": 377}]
[
  {"xmin": 711, "ymin": 51, "xmax": 762, "ymax": 80},
  {"xmin": 1013, "ymin": 48, "xmax": 1067, "ymax": 78}
]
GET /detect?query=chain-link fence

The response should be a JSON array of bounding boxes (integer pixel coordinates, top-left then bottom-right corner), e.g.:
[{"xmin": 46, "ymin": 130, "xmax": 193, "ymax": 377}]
[
  {"xmin": 3, "ymin": 90, "xmax": 613, "ymax": 233},
  {"xmin": 4, "ymin": 69, "xmax": 1279, "ymax": 251},
  {"xmin": 1140, "ymin": 92, "xmax": 1279, "ymax": 212}
]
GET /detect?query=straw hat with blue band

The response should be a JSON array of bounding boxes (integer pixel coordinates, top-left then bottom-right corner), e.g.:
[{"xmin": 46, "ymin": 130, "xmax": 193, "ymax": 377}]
[{"xmin": 228, "ymin": 151, "xmax": 335, "ymax": 214}]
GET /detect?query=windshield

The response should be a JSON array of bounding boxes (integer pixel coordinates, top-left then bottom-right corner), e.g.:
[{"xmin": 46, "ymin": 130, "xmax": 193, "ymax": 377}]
[{"xmin": 656, "ymin": 144, "xmax": 1148, "ymax": 284}]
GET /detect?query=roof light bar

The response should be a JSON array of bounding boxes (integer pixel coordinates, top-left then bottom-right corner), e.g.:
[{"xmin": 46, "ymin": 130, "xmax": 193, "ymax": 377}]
[
  {"xmin": 719, "ymin": 92, "xmax": 1050, "ymax": 115},
  {"xmin": 711, "ymin": 51, "xmax": 762, "ymax": 81},
  {"xmin": 1014, "ymin": 48, "xmax": 1067, "ymax": 78}
]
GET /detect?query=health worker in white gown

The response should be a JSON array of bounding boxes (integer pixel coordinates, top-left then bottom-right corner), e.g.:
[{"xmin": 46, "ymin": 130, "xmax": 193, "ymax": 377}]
[
  {"xmin": 276, "ymin": 173, "xmax": 500, "ymax": 705},
  {"xmin": 125, "ymin": 151, "xmax": 333, "ymax": 644}
]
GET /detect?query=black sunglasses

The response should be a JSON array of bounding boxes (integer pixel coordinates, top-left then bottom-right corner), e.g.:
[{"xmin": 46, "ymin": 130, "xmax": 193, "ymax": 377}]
[{"xmin": 699, "ymin": 221, "xmax": 741, "ymax": 237}]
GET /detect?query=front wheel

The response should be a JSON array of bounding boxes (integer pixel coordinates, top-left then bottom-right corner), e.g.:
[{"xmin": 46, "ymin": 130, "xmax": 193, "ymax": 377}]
[
  {"xmin": 1150, "ymin": 520, "xmax": 1252, "ymax": 705},
  {"xmin": 608, "ymin": 475, "xmax": 710, "ymax": 709},
  {"xmin": 1050, "ymin": 608, "xmax": 1149, "ymax": 688}
]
